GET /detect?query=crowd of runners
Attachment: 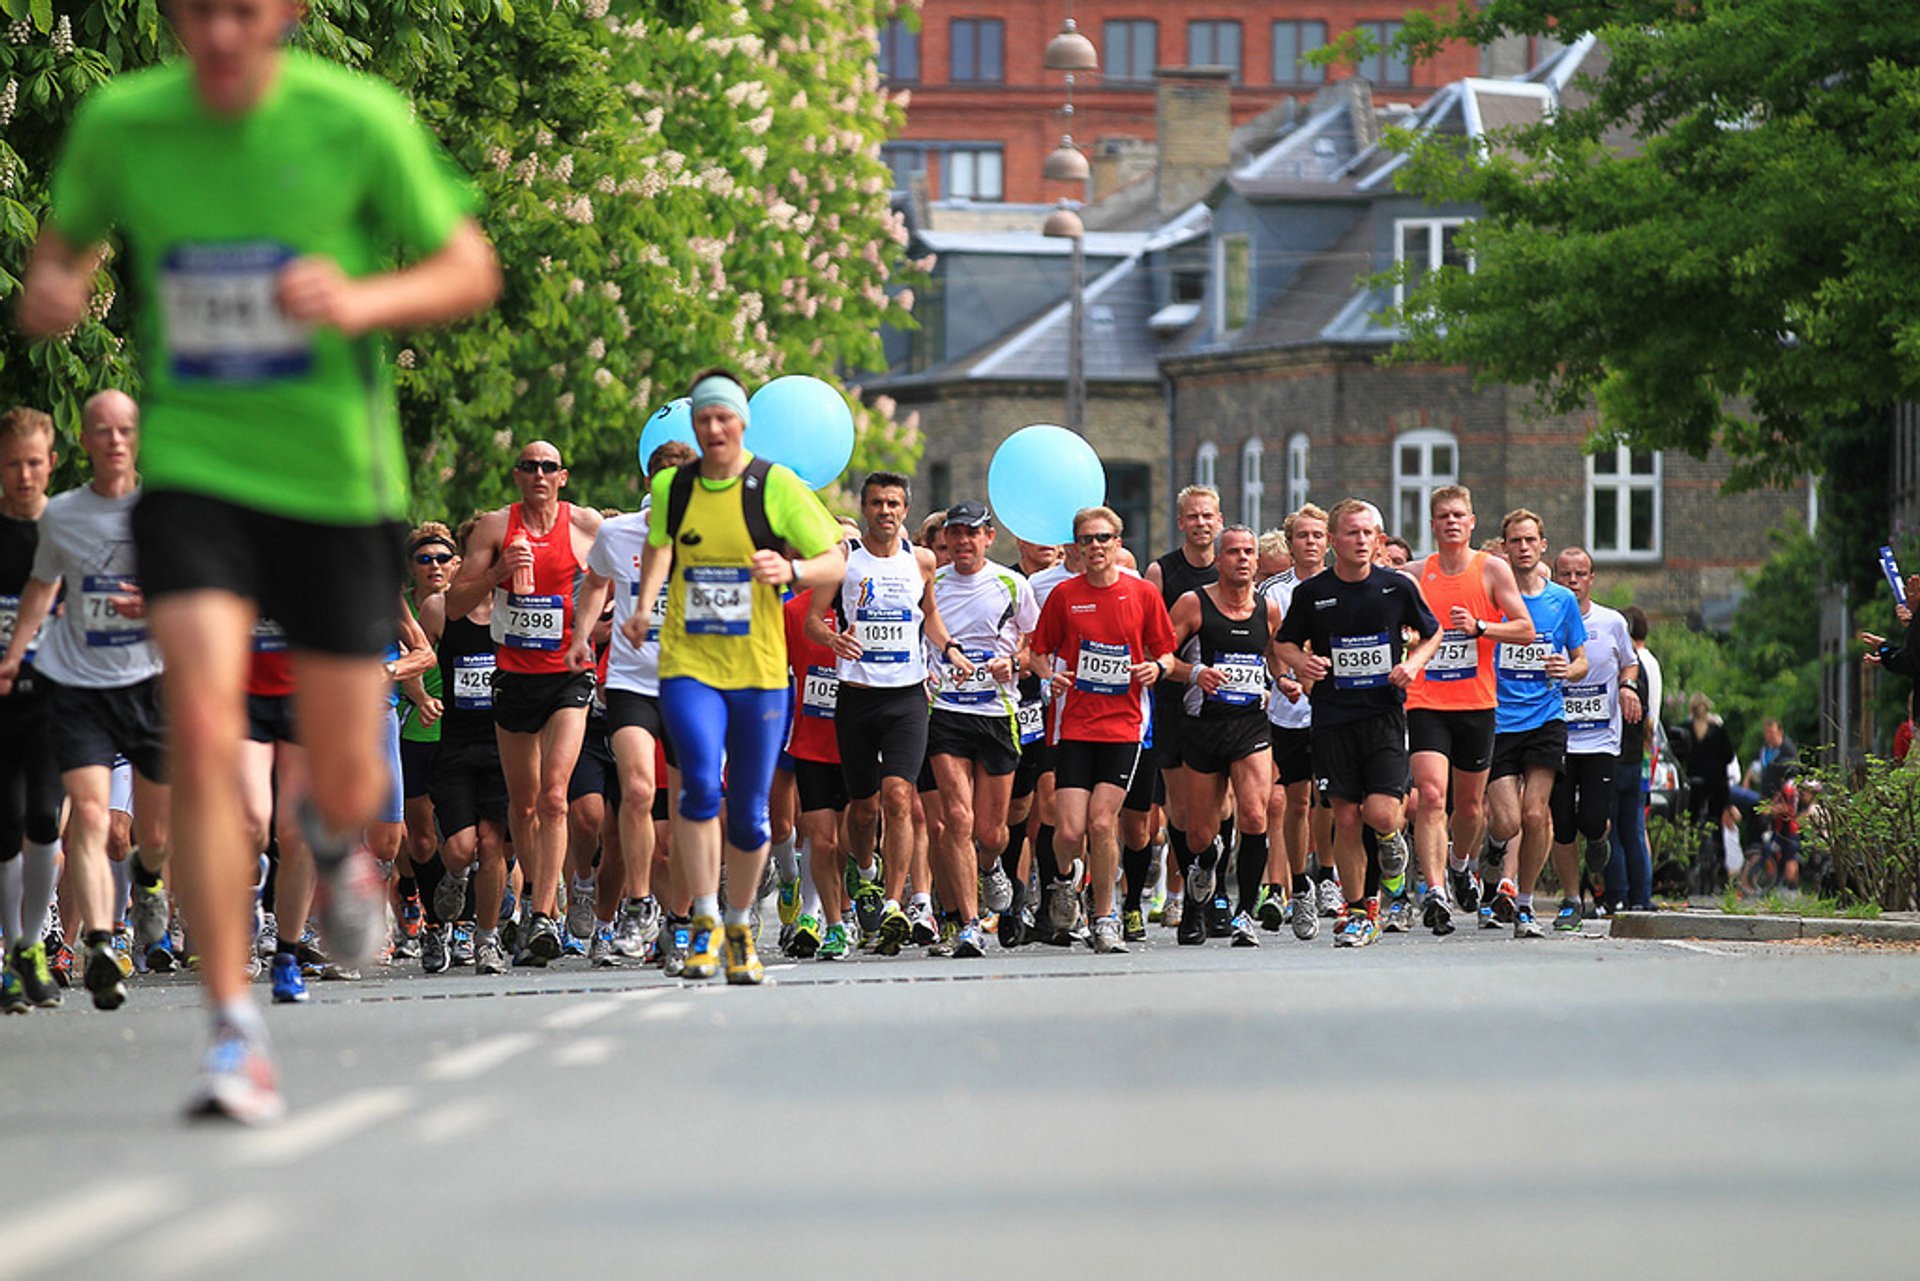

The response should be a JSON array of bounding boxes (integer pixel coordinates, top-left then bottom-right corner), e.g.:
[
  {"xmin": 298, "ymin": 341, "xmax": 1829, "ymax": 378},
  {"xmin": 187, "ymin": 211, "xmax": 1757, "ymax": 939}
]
[{"xmin": 0, "ymin": 0, "xmax": 1660, "ymax": 1127}]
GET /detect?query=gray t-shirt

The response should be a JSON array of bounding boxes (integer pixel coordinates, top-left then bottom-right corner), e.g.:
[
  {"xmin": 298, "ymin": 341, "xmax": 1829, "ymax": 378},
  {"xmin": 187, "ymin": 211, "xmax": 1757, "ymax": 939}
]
[{"xmin": 29, "ymin": 484, "xmax": 162, "ymax": 689}]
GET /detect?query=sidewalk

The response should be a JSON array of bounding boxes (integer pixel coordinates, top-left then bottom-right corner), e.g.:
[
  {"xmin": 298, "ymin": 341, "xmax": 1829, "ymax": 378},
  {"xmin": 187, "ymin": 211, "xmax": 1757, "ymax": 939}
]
[{"xmin": 1610, "ymin": 909, "xmax": 1920, "ymax": 943}]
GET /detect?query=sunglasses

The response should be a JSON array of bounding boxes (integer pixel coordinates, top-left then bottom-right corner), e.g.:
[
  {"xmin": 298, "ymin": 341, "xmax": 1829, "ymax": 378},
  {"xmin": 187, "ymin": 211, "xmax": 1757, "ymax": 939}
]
[
  {"xmin": 1075, "ymin": 531, "xmax": 1118, "ymax": 546},
  {"xmin": 515, "ymin": 459, "xmax": 564, "ymax": 475},
  {"xmin": 414, "ymin": 551, "xmax": 455, "ymax": 565}
]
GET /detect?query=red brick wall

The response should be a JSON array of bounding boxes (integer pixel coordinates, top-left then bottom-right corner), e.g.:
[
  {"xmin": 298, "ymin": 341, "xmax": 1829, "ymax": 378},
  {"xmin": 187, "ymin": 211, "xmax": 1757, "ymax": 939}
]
[{"xmin": 891, "ymin": 1, "xmax": 1482, "ymax": 203}]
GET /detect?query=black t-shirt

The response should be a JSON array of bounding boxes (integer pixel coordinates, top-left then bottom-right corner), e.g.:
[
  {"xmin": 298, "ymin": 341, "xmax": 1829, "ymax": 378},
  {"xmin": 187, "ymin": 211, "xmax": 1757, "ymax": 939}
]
[
  {"xmin": 0, "ymin": 512, "xmax": 37, "ymax": 595},
  {"xmin": 1275, "ymin": 564, "xmax": 1437, "ymax": 727}
]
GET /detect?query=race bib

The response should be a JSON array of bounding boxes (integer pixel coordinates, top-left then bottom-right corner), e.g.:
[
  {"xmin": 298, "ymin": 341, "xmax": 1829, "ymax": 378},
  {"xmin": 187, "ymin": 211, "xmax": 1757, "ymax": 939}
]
[
  {"xmin": 161, "ymin": 241, "xmax": 313, "ymax": 382},
  {"xmin": 251, "ymin": 619, "xmax": 289, "ymax": 653},
  {"xmin": 81, "ymin": 575, "xmax": 147, "ymax": 647},
  {"xmin": 1329, "ymin": 632, "xmax": 1391, "ymax": 690},
  {"xmin": 503, "ymin": 593, "xmax": 565, "ymax": 651},
  {"xmin": 944, "ymin": 646, "xmax": 998, "ymax": 705},
  {"xmin": 1074, "ymin": 639, "xmax": 1132, "ymax": 695},
  {"xmin": 854, "ymin": 606, "xmax": 911, "ymax": 663},
  {"xmin": 1497, "ymin": 634, "xmax": 1552, "ymax": 682},
  {"xmin": 1016, "ymin": 699, "xmax": 1045, "ymax": 746},
  {"xmin": 684, "ymin": 567, "xmax": 751, "ymax": 636},
  {"xmin": 801, "ymin": 665, "xmax": 838, "ymax": 719},
  {"xmin": 1209, "ymin": 652, "xmax": 1268, "ymax": 706},
  {"xmin": 0, "ymin": 593, "xmax": 29, "ymax": 655},
  {"xmin": 635, "ymin": 582, "xmax": 669, "ymax": 644},
  {"xmin": 1565, "ymin": 681, "xmax": 1612, "ymax": 730},
  {"xmin": 453, "ymin": 653, "xmax": 495, "ymax": 710},
  {"xmin": 1427, "ymin": 629, "xmax": 1478, "ymax": 682}
]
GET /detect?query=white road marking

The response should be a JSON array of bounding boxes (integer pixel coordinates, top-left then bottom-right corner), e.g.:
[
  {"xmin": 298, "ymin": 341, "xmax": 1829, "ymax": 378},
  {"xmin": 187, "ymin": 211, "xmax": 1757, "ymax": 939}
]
[
  {"xmin": 638, "ymin": 1002, "xmax": 692, "ymax": 1022},
  {"xmin": 412, "ymin": 1098, "xmax": 496, "ymax": 1145},
  {"xmin": 539, "ymin": 999, "xmax": 624, "ymax": 1031},
  {"xmin": 552, "ymin": 1036, "xmax": 615, "ymax": 1067},
  {"xmin": 423, "ymin": 1032, "xmax": 538, "ymax": 1081},
  {"xmin": 231, "ymin": 1088, "xmax": 413, "ymax": 1166},
  {"xmin": 148, "ymin": 1197, "xmax": 279, "ymax": 1280},
  {"xmin": 0, "ymin": 1178, "xmax": 182, "ymax": 1281},
  {"xmin": 1660, "ymin": 939, "xmax": 1737, "ymax": 957}
]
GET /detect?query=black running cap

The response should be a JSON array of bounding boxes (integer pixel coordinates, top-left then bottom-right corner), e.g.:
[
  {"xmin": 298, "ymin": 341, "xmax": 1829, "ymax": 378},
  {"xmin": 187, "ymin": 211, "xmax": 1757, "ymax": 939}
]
[{"xmin": 944, "ymin": 500, "xmax": 992, "ymax": 528}]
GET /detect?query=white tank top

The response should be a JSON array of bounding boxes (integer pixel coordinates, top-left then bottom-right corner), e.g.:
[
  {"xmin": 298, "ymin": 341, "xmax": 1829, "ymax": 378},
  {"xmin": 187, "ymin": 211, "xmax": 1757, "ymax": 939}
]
[{"xmin": 837, "ymin": 538, "xmax": 928, "ymax": 688}]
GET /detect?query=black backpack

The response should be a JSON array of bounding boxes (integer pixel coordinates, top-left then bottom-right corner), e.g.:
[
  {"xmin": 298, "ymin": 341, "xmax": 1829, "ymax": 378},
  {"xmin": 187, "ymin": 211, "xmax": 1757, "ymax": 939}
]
[{"xmin": 662, "ymin": 456, "xmax": 780, "ymax": 554}]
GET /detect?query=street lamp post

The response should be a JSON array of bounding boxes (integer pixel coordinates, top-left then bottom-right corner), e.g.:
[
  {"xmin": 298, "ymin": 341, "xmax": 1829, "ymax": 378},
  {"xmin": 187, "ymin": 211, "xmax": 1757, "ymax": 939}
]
[{"xmin": 1041, "ymin": 6, "xmax": 1094, "ymax": 435}]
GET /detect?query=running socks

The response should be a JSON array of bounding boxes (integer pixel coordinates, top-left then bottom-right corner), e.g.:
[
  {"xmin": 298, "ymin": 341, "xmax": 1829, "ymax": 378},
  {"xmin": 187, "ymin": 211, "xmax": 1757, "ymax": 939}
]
[
  {"xmin": 1121, "ymin": 843, "xmax": 1152, "ymax": 913},
  {"xmin": 0, "ymin": 854, "xmax": 19, "ymax": 946},
  {"xmin": 131, "ymin": 858, "xmax": 161, "ymax": 891},
  {"xmin": 1236, "ymin": 832, "xmax": 1268, "ymax": 914},
  {"xmin": 415, "ymin": 857, "xmax": 446, "ymax": 924},
  {"xmin": 771, "ymin": 834, "xmax": 799, "ymax": 883},
  {"xmin": 1035, "ymin": 826, "xmax": 1061, "ymax": 886},
  {"xmin": 1167, "ymin": 824, "xmax": 1193, "ymax": 881},
  {"xmin": 1361, "ymin": 828, "xmax": 1383, "ymax": 899}
]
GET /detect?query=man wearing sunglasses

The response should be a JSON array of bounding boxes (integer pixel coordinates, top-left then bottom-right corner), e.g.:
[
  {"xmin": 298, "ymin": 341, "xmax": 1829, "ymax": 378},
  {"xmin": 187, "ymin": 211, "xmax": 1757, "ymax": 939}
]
[
  {"xmin": 445, "ymin": 443, "xmax": 603, "ymax": 965},
  {"xmin": 1029, "ymin": 506, "xmax": 1177, "ymax": 954}
]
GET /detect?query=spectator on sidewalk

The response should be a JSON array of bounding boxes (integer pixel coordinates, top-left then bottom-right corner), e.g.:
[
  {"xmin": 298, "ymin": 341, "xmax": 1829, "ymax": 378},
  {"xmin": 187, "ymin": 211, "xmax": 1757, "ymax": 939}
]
[{"xmin": 1607, "ymin": 606, "xmax": 1656, "ymax": 910}]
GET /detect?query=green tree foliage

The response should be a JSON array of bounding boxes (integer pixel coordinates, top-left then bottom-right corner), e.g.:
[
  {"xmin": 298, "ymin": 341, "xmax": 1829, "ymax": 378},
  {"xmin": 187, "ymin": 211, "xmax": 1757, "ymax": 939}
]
[
  {"xmin": 1372, "ymin": 1, "xmax": 1920, "ymax": 596},
  {"xmin": 0, "ymin": 0, "xmax": 923, "ymax": 518}
]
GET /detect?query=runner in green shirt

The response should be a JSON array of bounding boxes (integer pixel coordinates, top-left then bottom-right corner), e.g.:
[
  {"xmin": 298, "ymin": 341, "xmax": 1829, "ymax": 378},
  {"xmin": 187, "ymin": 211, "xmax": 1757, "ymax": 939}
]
[{"xmin": 20, "ymin": 0, "xmax": 500, "ymax": 1125}]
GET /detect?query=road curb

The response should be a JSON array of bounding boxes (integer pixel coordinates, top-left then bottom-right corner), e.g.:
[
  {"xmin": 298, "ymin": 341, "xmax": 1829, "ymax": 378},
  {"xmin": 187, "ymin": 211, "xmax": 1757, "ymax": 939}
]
[{"xmin": 1610, "ymin": 912, "xmax": 1920, "ymax": 943}]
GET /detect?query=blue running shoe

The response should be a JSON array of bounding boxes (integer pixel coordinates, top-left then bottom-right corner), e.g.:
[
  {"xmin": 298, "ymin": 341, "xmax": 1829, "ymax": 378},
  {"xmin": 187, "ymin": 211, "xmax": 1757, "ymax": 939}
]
[{"xmin": 270, "ymin": 953, "xmax": 310, "ymax": 1004}]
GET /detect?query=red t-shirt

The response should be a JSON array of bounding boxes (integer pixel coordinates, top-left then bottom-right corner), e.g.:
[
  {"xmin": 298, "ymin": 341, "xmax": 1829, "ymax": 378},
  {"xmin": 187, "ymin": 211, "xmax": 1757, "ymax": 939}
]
[
  {"xmin": 1031, "ymin": 573, "xmax": 1177, "ymax": 743},
  {"xmin": 783, "ymin": 590, "xmax": 841, "ymax": 764},
  {"xmin": 247, "ymin": 618, "xmax": 295, "ymax": 698}
]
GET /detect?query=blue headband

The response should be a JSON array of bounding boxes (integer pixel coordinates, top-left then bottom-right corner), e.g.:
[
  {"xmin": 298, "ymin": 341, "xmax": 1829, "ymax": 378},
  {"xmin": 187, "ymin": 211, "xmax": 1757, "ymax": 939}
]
[{"xmin": 690, "ymin": 375, "xmax": 750, "ymax": 427}]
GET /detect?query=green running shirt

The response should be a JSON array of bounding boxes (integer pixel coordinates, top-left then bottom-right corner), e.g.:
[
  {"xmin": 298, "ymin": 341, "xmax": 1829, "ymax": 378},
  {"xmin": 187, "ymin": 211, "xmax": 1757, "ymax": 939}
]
[{"xmin": 51, "ymin": 53, "xmax": 475, "ymax": 525}]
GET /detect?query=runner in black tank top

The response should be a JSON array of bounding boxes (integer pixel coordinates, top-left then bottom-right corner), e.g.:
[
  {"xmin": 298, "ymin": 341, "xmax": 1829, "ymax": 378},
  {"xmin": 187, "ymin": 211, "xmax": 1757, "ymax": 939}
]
[
  {"xmin": 1164, "ymin": 526, "xmax": 1280, "ymax": 944},
  {"xmin": 1142, "ymin": 486, "xmax": 1223, "ymax": 936},
  {"xmin": 423, "ymin": 600, "xmax": 514, "ymax": 976}
]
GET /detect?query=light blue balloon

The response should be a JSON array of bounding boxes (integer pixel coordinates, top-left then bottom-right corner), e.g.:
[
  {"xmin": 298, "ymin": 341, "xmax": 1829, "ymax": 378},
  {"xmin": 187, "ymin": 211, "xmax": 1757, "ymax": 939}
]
[
  {"xmin": 638, "ymin": 397, "xmax": 696, "ymax": 468},
  {"xmin": 744, "ymin": 375, "xmax": 855, "ymax": 490},
  {"xmin": 988, "ymin": 424, "xmax": 1106, "ymax": 545}
]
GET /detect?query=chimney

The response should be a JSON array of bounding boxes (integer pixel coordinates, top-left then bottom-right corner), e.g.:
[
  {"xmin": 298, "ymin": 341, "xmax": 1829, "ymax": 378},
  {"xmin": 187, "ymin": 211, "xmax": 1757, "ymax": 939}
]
[{"xmin": 1155, "ymin": 66, "xmax": 1232, "ymax": 217}]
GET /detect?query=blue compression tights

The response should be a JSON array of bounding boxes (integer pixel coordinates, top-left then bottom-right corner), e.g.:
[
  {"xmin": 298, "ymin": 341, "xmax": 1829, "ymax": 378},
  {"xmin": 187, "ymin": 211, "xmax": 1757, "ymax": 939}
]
[{"xmin": 658, "ymin": 677, "xmax": 791, "ymax": 851}]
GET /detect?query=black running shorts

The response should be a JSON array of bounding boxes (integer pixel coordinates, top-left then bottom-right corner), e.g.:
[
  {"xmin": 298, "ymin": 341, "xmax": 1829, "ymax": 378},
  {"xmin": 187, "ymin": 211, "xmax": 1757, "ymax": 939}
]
[
  {"xmin": 926, "ymin": 707, "xmax": 1021, "ymax": 777},
  {"xmin": 1407, "ymin": 708, "xmax": 1496, "ymax": 774},
  {"xmin": 43, "ymin": 674, "xmax": 167, "ymax": 782},
  {"xmin": 1312, "ymin": 709, "xmax": 1408, "ymax": 804},
  {"xmin": 834, "ymin": 683, "xmax": 929, "ymax": 801},
  {"xmin": 1490, "ymin": 720, "xmax": 1568, "ymax": 782},
  {"xmin": 493, "ymin": 669, "xmax": 595, "ymax": 736},
  {"xmin": 131, "ymin": 490, "xmax": 404, "ymax": 658},
  {"xmin": 1053, "ymin": 738, "xmax": 1143, "ymax": 794}
]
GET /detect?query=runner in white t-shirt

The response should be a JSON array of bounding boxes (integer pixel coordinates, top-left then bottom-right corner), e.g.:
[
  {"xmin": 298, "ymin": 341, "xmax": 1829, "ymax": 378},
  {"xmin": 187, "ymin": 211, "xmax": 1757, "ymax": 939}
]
[{"xmin": 924, "ymin": 501, "xmax": 1039, "ymax": 957}]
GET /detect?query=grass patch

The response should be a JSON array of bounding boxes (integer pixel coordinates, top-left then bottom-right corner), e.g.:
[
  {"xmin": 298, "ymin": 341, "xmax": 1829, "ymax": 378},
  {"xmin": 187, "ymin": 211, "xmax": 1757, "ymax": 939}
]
[{"xmin": 1717, "ymin": 886, "xmax": 1882, "ymax": 919}]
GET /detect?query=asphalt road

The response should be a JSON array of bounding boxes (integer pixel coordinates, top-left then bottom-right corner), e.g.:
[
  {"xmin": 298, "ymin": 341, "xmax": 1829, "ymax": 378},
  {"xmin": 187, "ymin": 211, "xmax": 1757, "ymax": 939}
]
[{"xmin": 3, "ymin": 919, "xmax": 1915, "ymax": 1280}]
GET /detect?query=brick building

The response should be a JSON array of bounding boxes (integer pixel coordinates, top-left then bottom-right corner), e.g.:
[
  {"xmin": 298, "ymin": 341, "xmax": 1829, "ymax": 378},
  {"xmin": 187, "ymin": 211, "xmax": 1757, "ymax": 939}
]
[
  {"xmin": 872, "ymin": 38, "xmax": 1813, "ymax": 619},
  {"xmin": 1159, "ymin": 38, "xmax": 1810, "ymax": 617},
  {"xmin": 882, "ymin": 0, "xmax": 1482, "ymax": 206}
]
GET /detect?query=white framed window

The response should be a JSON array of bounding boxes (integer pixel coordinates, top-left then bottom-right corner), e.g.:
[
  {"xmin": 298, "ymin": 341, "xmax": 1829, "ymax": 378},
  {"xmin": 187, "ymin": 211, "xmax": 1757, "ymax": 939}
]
[
  {"xmin": 1285, "ymin": 432, "xmax": 1310, "ymax": 514},
  {"xmin": 1240, "ymin": 437, "xmax": 1264, "ymax": 530},
  {"xmin": 1394, "ymin": 217, "xmax": 1470, "ymax": 311},
  {"xmin": 1194, "ymin": 441, "xmax": 1218, "ymax": 490},
  {"xmin": 1392, "ymin": 428, "xmax": 1457, "ymax": 555},
  {"xmin": 1587, "ymin": 446, "xmax": 1661, "ymax": 561},
  {"xmin": 943, "ymin": 147, "xmax": 1004, "ymax": 201}
]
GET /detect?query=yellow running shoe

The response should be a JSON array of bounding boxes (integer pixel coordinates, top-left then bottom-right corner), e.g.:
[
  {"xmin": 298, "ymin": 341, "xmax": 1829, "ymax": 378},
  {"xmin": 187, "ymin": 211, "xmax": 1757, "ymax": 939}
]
[
  {"xmin": 723, "ymin": 923, "xmax": 764, "ymax": 986},
  {"xmin": 682, "ymin": 915, "xmax": 722, "ymax": 980}
]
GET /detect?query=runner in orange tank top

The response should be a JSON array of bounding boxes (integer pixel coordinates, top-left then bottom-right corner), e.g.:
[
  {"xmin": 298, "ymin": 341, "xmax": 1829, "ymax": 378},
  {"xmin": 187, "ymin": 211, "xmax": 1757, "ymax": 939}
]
[
  {"xmin": 1403, "ymin": 485, "xmax": 1535, "ymax": 936},
  {"xmin": 442, "ymin": 441, "xmax": 603, "ymax": 964}
]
